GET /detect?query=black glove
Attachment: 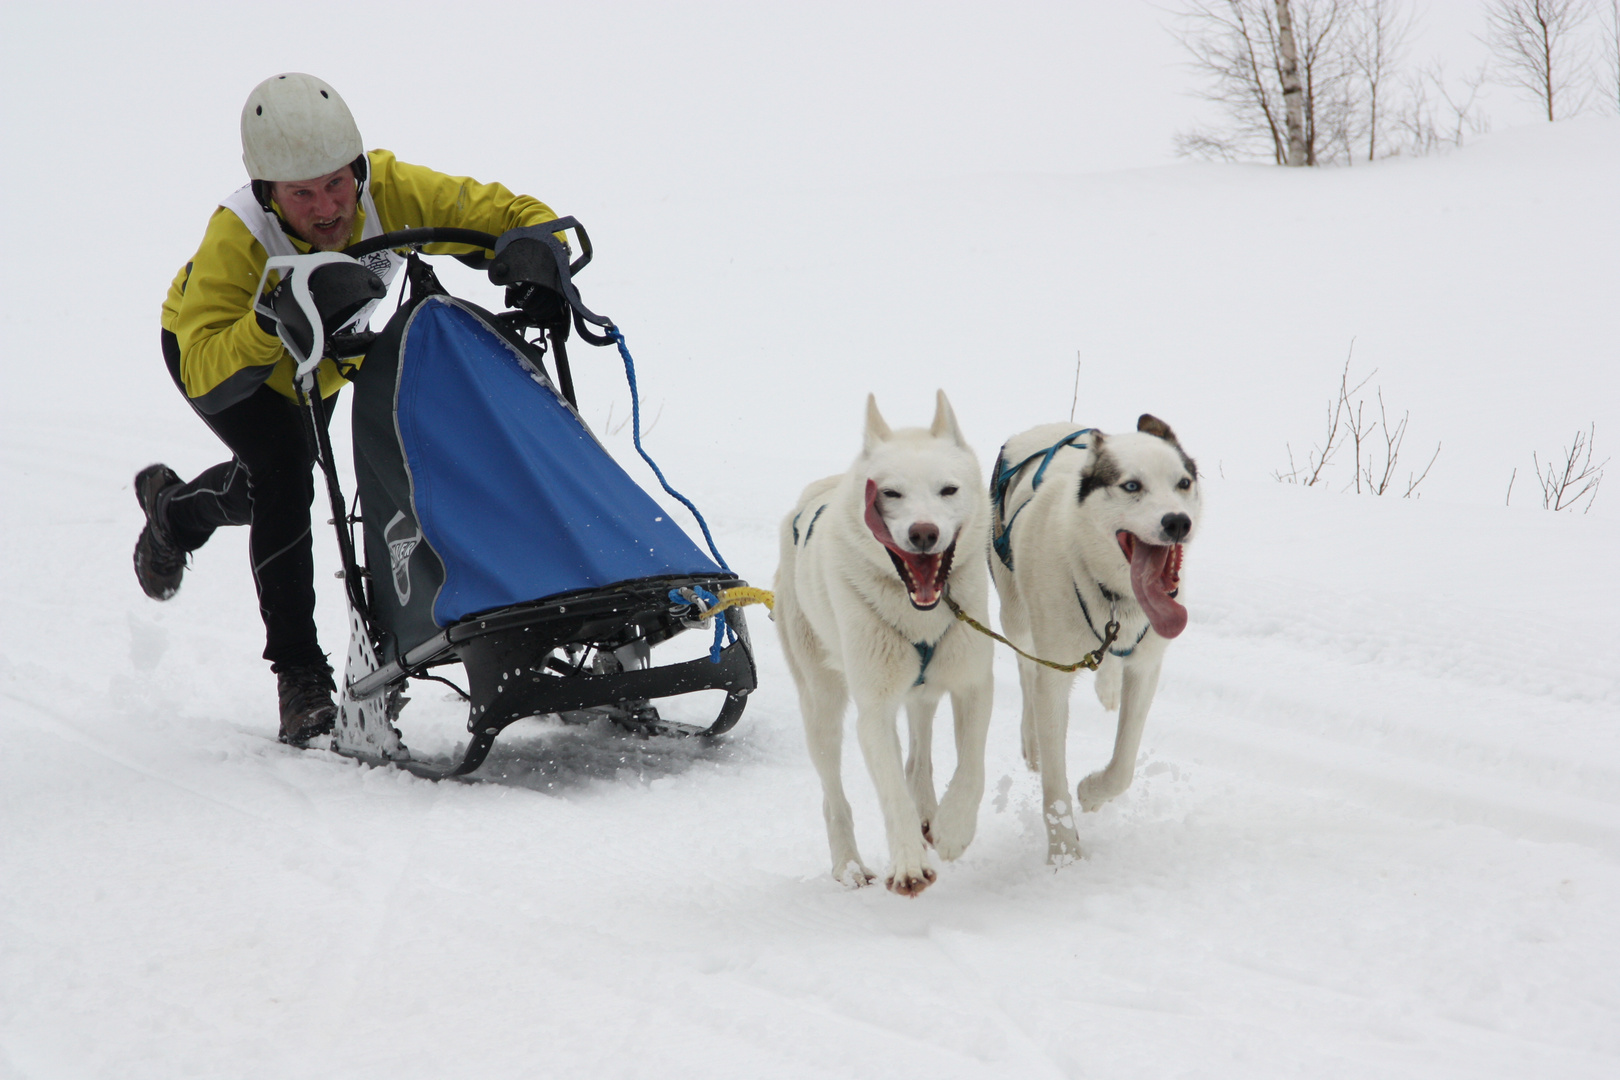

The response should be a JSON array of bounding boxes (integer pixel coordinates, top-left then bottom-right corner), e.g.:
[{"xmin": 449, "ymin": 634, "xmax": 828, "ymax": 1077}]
[
  {"xmin": 257, "ymin": 261, "xmax": 386, "ymax": 361},
  {"xmin": 491, "ymin": 225, "xmax": 572, "ymax": 331},
  {"xmin": 504, "ymin": 281, "xmax": 569, "ymax": 332}
]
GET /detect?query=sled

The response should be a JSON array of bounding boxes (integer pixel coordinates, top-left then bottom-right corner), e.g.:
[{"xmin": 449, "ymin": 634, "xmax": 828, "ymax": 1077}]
[{"xmin": 255, "ymin": 220, "xmax": 757, "ymax": 778}]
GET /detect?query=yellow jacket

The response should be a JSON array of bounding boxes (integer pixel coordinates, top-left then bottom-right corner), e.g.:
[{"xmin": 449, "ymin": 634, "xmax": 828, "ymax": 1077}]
[{"xmin": 162, "ymin": 149, "xmax": 558, "ymax": 411}]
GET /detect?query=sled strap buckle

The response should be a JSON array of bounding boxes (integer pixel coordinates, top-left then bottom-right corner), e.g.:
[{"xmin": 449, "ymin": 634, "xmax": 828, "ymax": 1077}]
[{"xmin": 668, "ymin": 586, "xmax": 739, "ymax": 665}]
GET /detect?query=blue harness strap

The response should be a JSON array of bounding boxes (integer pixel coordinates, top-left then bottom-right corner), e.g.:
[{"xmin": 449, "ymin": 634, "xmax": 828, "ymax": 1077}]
[
  {"xmin": 991, "ymin": 429, "xmax": 1095, "ymax": 571},
  {"xmin": 912, "ymin": 639, "xmax": 937, "ymax": 686},
  {"xmin": 794, "ymin": 504, "xmax": 827, "ymax": 545}
]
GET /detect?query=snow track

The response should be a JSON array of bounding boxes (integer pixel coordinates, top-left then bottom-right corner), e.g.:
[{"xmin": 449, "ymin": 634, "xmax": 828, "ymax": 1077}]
[{"xmin": 3, "ymin": 473, "xmax": 1616, "ymax": 1077}]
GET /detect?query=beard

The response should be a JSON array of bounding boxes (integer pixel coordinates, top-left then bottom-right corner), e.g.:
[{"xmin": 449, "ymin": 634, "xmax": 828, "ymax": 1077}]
[{"xmin": 299, "ymin": 210, "xmax": 356, "ymax": 251}]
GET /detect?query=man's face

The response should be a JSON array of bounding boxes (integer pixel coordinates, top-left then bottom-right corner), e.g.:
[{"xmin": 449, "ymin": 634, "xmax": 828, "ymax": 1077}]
[{"xmin": 271, "ymin": 166, "xmax": 358, "ymax": 251}]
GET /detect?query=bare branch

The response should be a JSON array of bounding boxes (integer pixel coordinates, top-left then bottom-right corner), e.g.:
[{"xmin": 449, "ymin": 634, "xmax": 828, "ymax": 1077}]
[
  {"xmin": 1536, "ymin": 424, "xmax": 1608, "ymax": 511},
  {"xmin": 1347, "ymin": 0, "xmax": 1415, "ymax": 159},
  {"xmin": 1481, "ymin": 0, "xmax": 1593, "ymax": 120},
  {"xmin": 1277, "ymin": 341, "xmax": 1437, "ymax": 496},
  {"xmin": 1403, "ymin": 441, "xmax": 1440, "ymax": 498},
  {"xmin": 1603, "ymin": 0, "xmax": 1620, "ymax": 113}
]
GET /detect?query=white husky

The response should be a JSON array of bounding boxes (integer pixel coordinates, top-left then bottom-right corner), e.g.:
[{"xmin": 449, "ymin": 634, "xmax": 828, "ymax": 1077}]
[
  {"xmin": 990, "ymin": 415, "xmax": 1201, "ymax": 863},
  {"xmin": 775, "ymin": 392, "xmax": 995, "ymax": 896}
]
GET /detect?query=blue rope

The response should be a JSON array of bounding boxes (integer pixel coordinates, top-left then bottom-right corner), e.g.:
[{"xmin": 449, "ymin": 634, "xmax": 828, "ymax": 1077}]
[
  {"xmin": 668, "ymin": 586, "xmax": 733, "ymax": 663},
  {"xmin": 609, "ymin": 326, "xmax": 733, "ymax": 575}
]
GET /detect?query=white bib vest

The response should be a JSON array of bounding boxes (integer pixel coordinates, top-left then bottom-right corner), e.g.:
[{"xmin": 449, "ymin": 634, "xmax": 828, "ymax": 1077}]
[{"xmin": 220, "ymin": 181, "xmax": 404, "ymax": 334}]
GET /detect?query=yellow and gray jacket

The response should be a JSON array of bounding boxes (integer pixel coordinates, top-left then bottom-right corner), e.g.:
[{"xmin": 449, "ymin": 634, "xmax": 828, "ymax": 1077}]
[{"xmin": 161, "ymin": 149, "xmax": 558, "ymax": 412}]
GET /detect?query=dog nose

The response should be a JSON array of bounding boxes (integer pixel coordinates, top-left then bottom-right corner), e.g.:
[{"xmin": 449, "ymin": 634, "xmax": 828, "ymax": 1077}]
[
  {"xmin": 1161, "ymin": 513, "xmax": 1191, "ymax": 543},
  {"xmin": 909, "ymin": 522, "xmax": 939, "ymax": 551}
]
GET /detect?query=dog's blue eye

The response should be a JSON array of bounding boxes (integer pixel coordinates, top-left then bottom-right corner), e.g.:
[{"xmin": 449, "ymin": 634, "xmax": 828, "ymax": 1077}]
[
  {"xmin": 1122, "ymin": 480, "xmax": 1141, "ymax": 493},
  {"xmin": 940, "ymin": 486, "xmax": 958, "ymax": 497},
  {"xmin": 882, "ymin": 489, "xmax": 902, "ymax": 500}
]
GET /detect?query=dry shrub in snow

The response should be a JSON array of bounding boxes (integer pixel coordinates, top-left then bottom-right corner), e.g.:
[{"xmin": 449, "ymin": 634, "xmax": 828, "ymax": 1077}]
[
  {"xmin": 1512, "ymin": 424, "xmax": 1608, "ymax": 512},
  {"xmin": 1275, "ymin": 345, "xmax": 1440, "ymax": 497}
]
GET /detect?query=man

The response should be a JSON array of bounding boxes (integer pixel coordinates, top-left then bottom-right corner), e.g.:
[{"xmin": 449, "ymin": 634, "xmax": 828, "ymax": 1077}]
[{"xmin": 135, "ymin": 73, "xmax": 561, "ymax": 745}]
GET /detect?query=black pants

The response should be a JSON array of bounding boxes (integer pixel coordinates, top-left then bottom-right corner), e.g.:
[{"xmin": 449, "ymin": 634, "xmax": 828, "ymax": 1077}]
[{"xmin": 160, "ymin": 330, "xmax": 336, "ymax": 672}]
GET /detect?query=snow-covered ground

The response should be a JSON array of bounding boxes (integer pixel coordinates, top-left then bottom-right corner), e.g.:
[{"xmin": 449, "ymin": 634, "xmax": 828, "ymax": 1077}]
[{"xmin": 3, "ymin": 3, "xmax": 1617, "ymax": 1077}]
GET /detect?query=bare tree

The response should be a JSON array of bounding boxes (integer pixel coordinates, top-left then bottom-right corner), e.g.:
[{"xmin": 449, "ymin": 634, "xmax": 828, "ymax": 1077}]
[
  {"xmin": 1174, "ymin": 1, "xmax": 1365, "ymax": 166},
  {"xmin": 1398, "ymin": 60, "xmax": 1492, "ymax": 152},
  {"xmin": 1276, "ymin": 1, "xmax": 1311, "ymax": 163},
  {"xmin": 1533, "ymin": 424, "xmax": 1607, "ymax": 511},
  {"xmin": 1175, "ymin": 0, "xmax": 1291, "ymax": 163},
  {"xmin": 1347, "ymin": 0, "xmax": 1415, "ymax": 159},
  {"xmin": 1602, "ymin": 0, "xmax": 1620, "ymax": 113},
  {"xmin": 1482, "ymin": 0, "xmax": 1592, "ymax": 120},
  {"xmin": 1294, "ymin": 0, "xmax": 1356, "ymax": 163}
]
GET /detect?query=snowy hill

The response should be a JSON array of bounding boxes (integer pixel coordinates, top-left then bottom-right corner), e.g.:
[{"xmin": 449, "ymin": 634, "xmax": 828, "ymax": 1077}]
[{"xmin": 3, "ymin": 3, "xmax": 1618, "ymax": 1077}]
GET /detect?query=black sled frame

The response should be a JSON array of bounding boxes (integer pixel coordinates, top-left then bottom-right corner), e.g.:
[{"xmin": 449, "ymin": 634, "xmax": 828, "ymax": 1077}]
[{"xmin": 279, "ymin": 222, "xmax": 755, "ymax": 778}]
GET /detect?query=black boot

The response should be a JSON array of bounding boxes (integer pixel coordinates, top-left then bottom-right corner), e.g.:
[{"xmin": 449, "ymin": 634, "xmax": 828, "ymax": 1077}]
[
  {"xmin": 133, "ymin": 464, "xmax": 186, "ymax": 600},
  {"xmin": 277, "ymin": 664, "xmax": 338, "ymax": 746}
]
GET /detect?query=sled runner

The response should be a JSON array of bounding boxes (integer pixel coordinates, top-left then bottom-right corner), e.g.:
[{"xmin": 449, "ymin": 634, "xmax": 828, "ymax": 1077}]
[{"xmin": 253, "ymin": 220, "xmax": 756, "ymax": 778}]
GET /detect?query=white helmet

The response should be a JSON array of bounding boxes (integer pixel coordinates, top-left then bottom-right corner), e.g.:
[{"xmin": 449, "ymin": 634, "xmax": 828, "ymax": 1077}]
[{"xmin": 240, "ymin": 73, "xmax": 363, "ymax": 182}]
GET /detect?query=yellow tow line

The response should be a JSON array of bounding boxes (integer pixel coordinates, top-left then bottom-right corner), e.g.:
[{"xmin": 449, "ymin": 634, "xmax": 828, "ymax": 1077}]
[
  {"xmin": 943, "ymin": 596, "xmax": 1118, "ymax": 673},
  {"xmin": 705, "ymin": 586, "xmax": 775, "ymax": 615}
]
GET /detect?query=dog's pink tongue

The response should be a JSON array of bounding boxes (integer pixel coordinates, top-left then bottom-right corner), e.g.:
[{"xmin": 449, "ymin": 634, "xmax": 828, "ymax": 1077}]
[
  {"xmin": 904, "ymin": 552, "xmax": 943, "ymax": 607},
  {"xmin": 1130, "ymin": 541, "xmax": 1188, "ymax": 639}
]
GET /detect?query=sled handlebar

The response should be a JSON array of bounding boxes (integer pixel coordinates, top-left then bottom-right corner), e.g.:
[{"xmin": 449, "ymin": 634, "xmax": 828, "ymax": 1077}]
[{"xmin": 343, "ymin": 222, "xmax": 594, "ymax": 277}]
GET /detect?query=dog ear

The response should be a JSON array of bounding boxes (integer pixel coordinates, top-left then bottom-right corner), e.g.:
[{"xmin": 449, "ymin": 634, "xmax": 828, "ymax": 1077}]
[
  {"xmin": 929, "ymin": 389, "xmax": 968, "ymax": 448},
  {"xmin": 864, "ymin": 394, "xmax": 893, "ymax": 454},
  {"xmin": 1137, "ymin": 414, "xmax": 1179, "ymax": 445},
  {"xmin": 1077, "ymin": 432, "xmax": 1117, "ymax": 502}
]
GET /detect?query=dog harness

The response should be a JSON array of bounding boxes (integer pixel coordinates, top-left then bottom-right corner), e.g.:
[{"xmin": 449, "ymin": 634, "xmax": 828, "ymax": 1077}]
[
  {"xmin": 791, "ymin": 504, "xmax": 828, "ymax": 546},
  {"xmin": 1074, "ymin": 586, "xmax": 1151, "ymax": 658},
  {"xmin": 912, "ymin": 639, "xmax": 938, "ymax": 686},
  {"xmin": 990, "ymin": 429, "xmax": 1095, "ymax": 571}
]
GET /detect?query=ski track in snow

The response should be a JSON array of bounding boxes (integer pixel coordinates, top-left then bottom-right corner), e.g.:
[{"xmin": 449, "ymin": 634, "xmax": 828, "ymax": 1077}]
[{"xmin": 4, "ymin": 392, "xmax": 1618, "ymax": 1078}]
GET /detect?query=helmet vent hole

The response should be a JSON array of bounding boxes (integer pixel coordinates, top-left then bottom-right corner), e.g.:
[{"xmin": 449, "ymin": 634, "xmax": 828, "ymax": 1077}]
[
  {"xmin": 256, "ymin": 105, "xmax": 262, "ymax": 115},
  {"xmin": 320, "ymin": 90, "xmax": 329, "ymax": 98}
]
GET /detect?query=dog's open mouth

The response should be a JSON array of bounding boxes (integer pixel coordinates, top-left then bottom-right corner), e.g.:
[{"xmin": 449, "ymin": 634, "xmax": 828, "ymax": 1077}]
[
  {"xmin": 865, "ymin": 480, "xmax": 957, "ymax": 610},
  {"xmin": 1115, "ymin": 531, "xmax": 1187, "ymax": 639},
  {"xmin": 883, "ymin": 544, "xmax": 956, "ymax": 610}
]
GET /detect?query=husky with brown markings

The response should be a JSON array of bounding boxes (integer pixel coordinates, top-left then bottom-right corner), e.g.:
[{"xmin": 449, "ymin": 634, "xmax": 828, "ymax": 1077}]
[
  {"xmin": 775, "ymin": 391, "xmax": 994, "ymax": 896},
  {"xmin": 990, "ymin": 415, "xmax": 1201, "ymax": 863}
]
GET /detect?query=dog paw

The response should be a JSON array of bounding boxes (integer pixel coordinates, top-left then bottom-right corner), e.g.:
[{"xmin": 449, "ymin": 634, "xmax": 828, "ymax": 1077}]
[
  {"xmin": 1045, "ymin": 799, "xmax": 1082, "ymax": 863},
  {"xmin": 886, "ymin": 865, "xmax": 937, "ymax": 897},
  {"xmin": 834, "ymin": 859, "xmax": 877, "ymax": 888},
  {"xmin": 1047, "ymin": 841, "xmax": 1083, "ymax": 867},
  {"xmin": 928, "ymin": 798, "xmax": 979, "ymax": 861},
  {"xmin": 1076, "ymin": 772, "xmax": 1120, "ymax": 813}
]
